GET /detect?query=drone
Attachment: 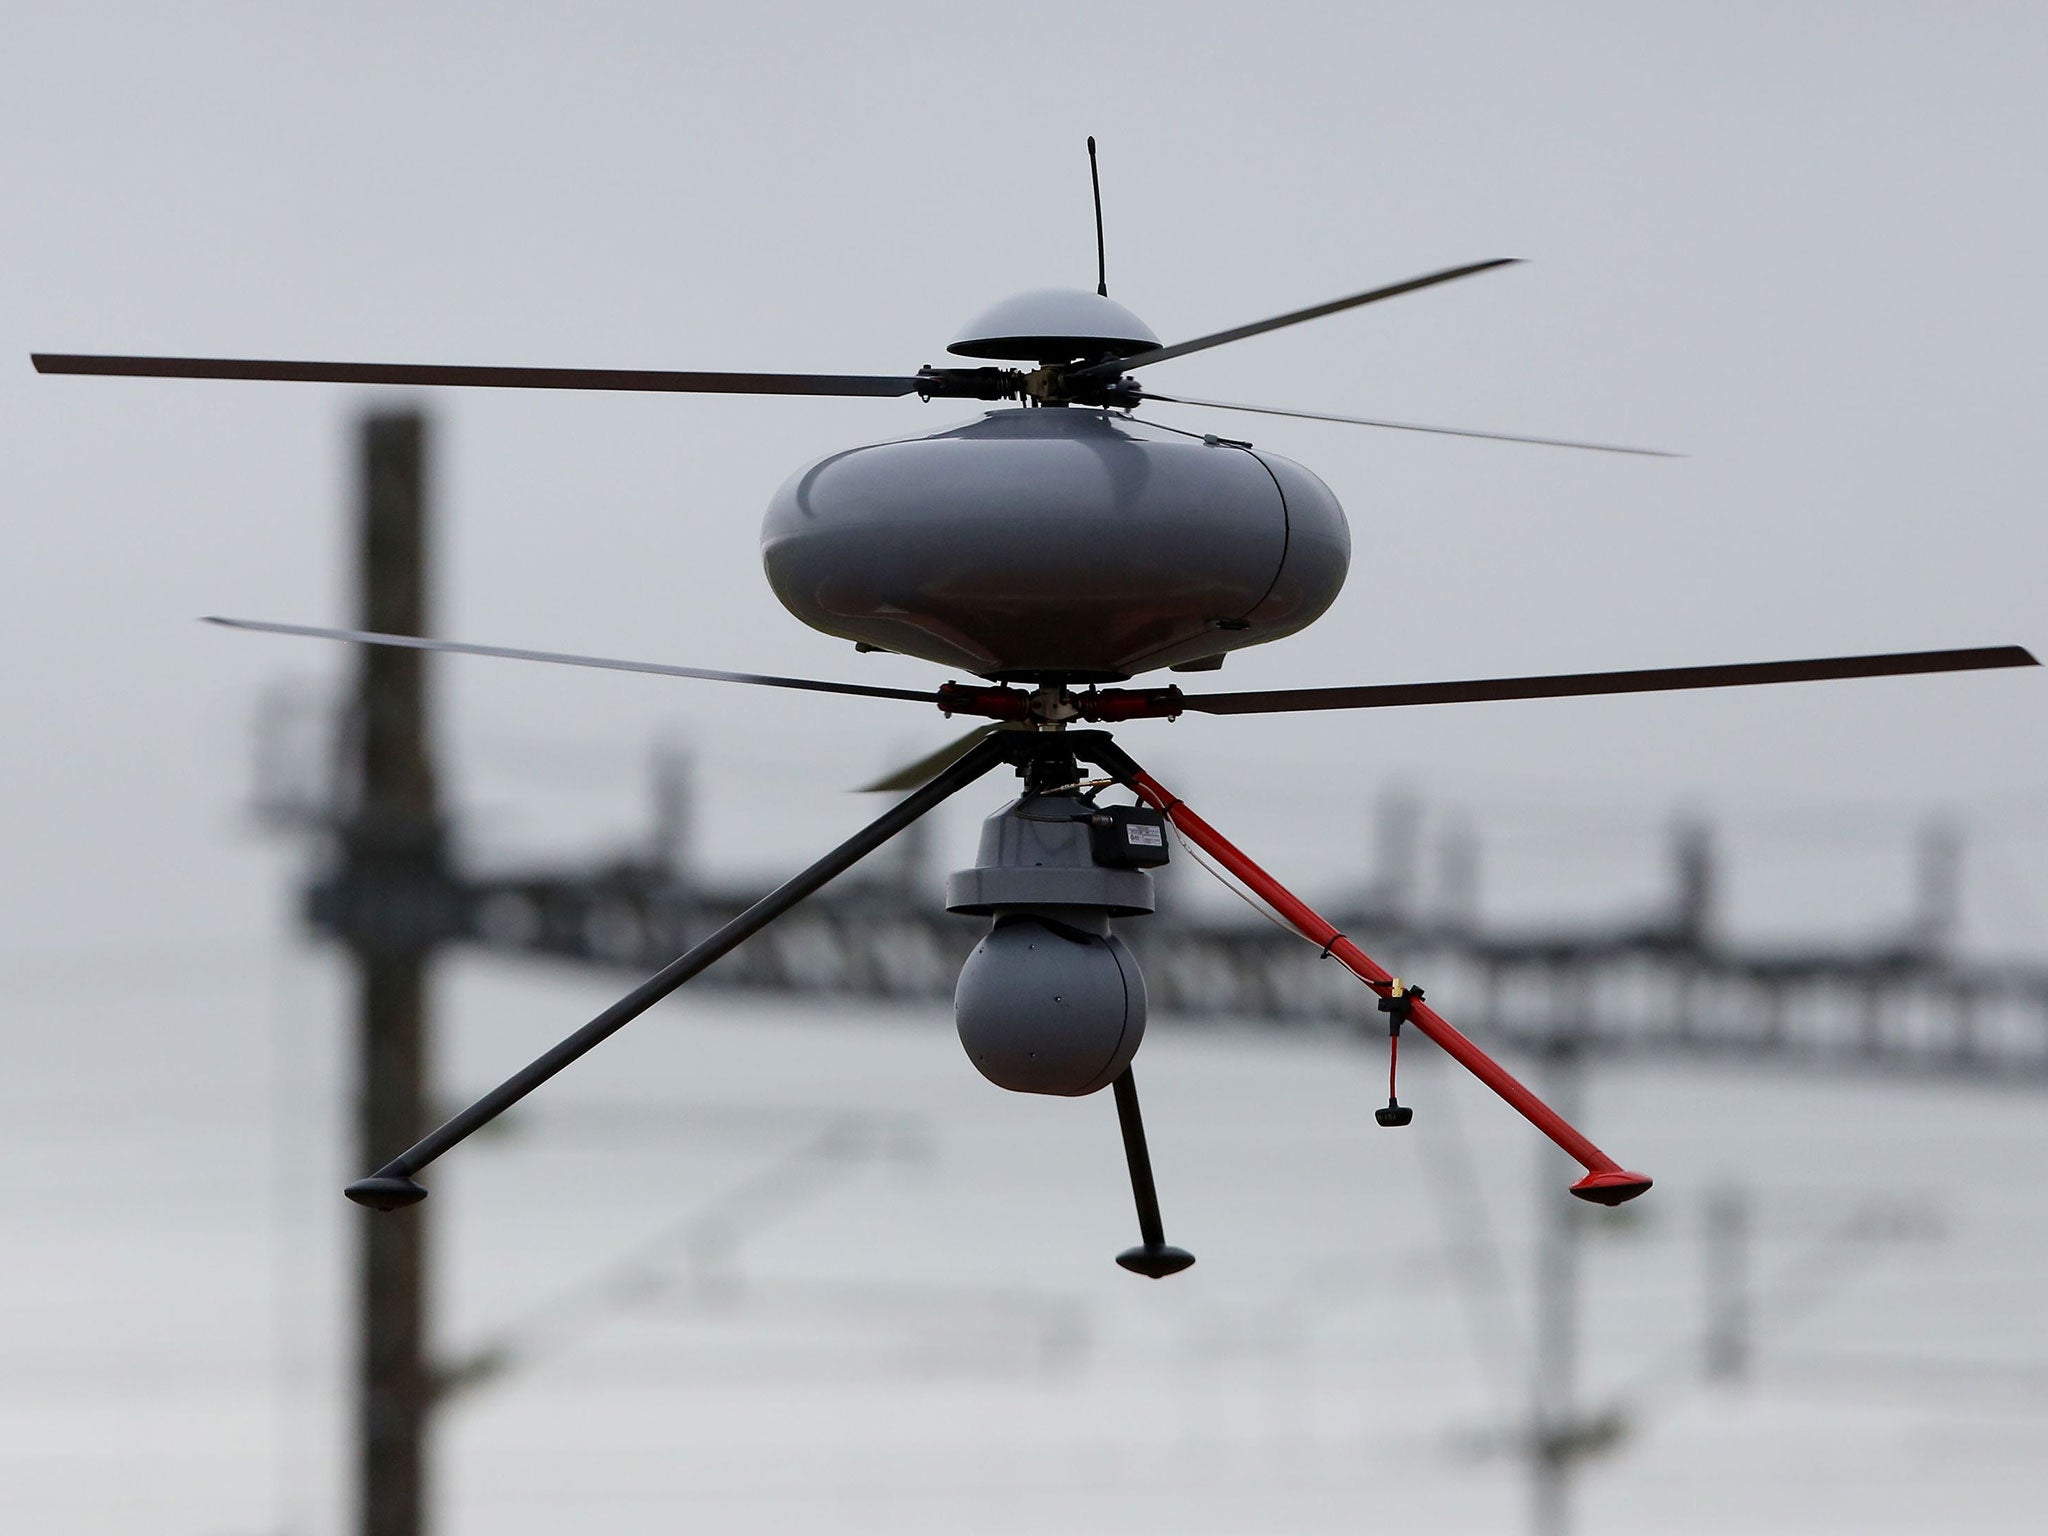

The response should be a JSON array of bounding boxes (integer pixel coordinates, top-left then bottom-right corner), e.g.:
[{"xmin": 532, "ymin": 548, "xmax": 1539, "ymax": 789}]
[{"xmin": 37, "ymin": 142, "xmax": 2034, "ymax": 1277}]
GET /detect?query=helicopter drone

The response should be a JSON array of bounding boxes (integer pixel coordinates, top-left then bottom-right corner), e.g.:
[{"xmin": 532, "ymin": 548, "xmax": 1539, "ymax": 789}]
[{"xmin": 37, "ymin": 143, "xmax": 2035, "ymax": 1277}]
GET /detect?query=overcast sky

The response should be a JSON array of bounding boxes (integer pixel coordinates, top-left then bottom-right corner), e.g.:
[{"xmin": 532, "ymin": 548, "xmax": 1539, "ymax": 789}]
[
  {"xmin": 3, "ymin": 6, "xmax": 2046, "ymax": 1533},
  {"xmin": 6, "ymin": 2, "xmax": 2045, "ymax": 964}
]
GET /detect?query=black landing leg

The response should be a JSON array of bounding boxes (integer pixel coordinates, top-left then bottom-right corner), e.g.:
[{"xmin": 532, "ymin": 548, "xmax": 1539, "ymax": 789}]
[
  {"xmin": 1111, "ymin": 1067, "xmax": 1195, "ymax": 1278},
  {"xmin": 346, "ymin": 730, "xmax": 1015, "ymax": 1209}
]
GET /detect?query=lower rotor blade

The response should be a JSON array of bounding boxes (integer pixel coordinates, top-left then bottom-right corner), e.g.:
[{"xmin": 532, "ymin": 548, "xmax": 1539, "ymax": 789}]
[
  {"xmin": 1064, "ymin": 259, "xmax": 1518, "ymax": 384},
  {"xmin": 859, "ymin": 724, "xmax": 1005, "ymax": 792},
  {"xmin": 1179, "ymin": 646, "xmax": 2038, "ymax": 716},
  {"xmin": 205, "ymin": 617, "xmax": 942, "ymax": 704},
  {"xmin": 36, "ymin": 354, "xmax": 928, "ymax": 397},
  {"xmin": 1136, "ymin": 390, "xmax": 1677, "ymax": 457}
]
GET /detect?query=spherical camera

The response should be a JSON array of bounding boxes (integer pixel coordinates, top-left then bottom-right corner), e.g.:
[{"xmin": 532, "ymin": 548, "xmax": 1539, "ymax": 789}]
[{"xmin": 955, "ymin": 916, "xmax": 1146, "ymax": 1096}]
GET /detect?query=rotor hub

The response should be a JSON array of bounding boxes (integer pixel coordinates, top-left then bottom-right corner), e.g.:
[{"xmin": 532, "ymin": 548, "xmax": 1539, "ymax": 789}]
[{"xmin": 934, "ymin": 680, "xmax": 1187, "ymax": 727}]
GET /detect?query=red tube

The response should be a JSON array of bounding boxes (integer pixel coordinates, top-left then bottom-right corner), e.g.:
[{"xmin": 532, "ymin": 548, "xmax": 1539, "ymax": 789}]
[{"xmin": 1128, "ymin": 769, "xmax": 1651, "ymax": 1205}]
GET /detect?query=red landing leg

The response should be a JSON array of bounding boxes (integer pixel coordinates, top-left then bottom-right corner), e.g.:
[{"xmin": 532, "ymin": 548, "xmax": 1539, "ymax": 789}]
[{"xmin": 1127, "ymin": 769, "xmax": 1652, "ymax": 1206}]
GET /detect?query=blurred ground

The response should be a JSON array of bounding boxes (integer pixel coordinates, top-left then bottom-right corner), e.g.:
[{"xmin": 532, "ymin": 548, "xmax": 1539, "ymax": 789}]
[{"xmin": 4, "ymin": 938, "xmax": 2045, "ymax": 1535}]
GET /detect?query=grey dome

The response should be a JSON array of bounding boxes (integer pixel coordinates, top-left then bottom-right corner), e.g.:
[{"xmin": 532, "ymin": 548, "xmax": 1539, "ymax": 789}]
[{"xmin": 947, "ymin": 288, "xmax": 1160, "ymax": 363}]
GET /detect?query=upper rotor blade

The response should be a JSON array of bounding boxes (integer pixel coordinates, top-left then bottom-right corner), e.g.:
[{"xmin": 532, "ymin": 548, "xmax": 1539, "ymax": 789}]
[
  {"xmin": 1177, "ymin": 646, "xmax": 2039, "ymax": 716},
  {"xmin": 205, "ymin": 617, "xmax": 943, "ymax": 704},
  {"xmin": 1136, "ymin": 390, "xmax": 1677, "ymax": 457},
  {"xmin": 36, "ymin": 354, "xmax": 928, "ymax": 397},
  {"xmin": 1064, "ymin": 259, "xmax": 1519, "ymax": 384}
]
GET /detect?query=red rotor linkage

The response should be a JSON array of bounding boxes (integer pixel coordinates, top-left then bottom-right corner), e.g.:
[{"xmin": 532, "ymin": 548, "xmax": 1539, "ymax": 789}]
[
  {"xmin": 934, "ymin": 682, "xmax": 1032, "ymax": 721},
  {"xmin": 1079, "ymin": 686, "xmax": 1185, "ymax": 723},
  {"xmin": 1125, "ymin": 767, "xmax": 1652, "ymax": 1206}
]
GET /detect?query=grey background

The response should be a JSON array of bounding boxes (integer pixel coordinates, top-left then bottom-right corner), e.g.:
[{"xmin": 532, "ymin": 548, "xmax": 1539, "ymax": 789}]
[{"xmin": 3, "ymin": 5, "xmax": 2044, "ymax": 1533}]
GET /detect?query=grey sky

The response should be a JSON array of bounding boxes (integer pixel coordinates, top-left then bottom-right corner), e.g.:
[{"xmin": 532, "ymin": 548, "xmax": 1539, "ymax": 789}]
[
  {"xmin": 3, "ymin": 5, "xmax": 2045, "ymax": 1533},
  {"xmin": 7, "ymin": 3, "xmax": 2045, "ymax": 954}
]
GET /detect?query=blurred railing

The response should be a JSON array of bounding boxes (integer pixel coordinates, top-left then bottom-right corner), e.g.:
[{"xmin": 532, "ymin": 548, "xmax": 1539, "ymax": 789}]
[{"xmin": 302, "ymin": 842, "xmax": 2048, "ymax": 1083}]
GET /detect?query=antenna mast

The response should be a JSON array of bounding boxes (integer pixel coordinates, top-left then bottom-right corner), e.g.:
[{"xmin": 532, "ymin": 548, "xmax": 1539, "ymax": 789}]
[{"xmin": 1087, "ymin": 136, "xmax": 1108, "ymax": 296}]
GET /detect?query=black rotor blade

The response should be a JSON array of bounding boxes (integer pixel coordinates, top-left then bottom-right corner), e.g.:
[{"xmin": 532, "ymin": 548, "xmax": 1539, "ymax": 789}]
[
  {"xmin": 1136, "ymin": 389, "xmax": 1677, "ymax": 457},
  {"xmin": 205, "ymin": 617, "xmax": 942, "ymax": 704},
  {"xmin": 36, "ymin": 354, "xmax": 929, "ymax": 397},
  {"xmin": 1178, "ymin": 646, "xmax": 2038, "ymax": 716},
  {"xmin": 859, "ymin": 723, "xmax": 1007, "ymax": 793},
  {"xmin": 1064, "ymin": 259, "xmax": 1519, "ymax": 384}
]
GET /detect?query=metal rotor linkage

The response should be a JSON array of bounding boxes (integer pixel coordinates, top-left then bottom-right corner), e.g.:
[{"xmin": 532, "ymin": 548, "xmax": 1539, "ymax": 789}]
[
  {"xmin": 935, "ymin": 681, "xmax": 1184, "ymax": 724},
  {"xmin": 913, "ymin": 363, "xmax": 1140, "ymax": 410}
]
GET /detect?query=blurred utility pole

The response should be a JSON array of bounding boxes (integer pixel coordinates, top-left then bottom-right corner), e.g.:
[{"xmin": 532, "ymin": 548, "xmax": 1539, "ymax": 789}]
[
  {"xmin": 1433, "ymin": 812, "xmax": 1480, "ymax": 934},
  {"xmin": 1372, "ymin": 786, "xmax": 1422, "ymax": 919},
  {"xmin": 649, "ymin": 738, "xmax": 695, "ymax": 879},
  {"xmin": 1520, "ymin": 1010, "xmax": 1629, "ymax": 1536},
  {"xmin": 1703, "ymin": 1184, "xmax": 1751, "ymax": 1384},
  {"xmin": 1670, "ymin": 820, "xmax": 1715, "ymax": 948},
  {"xmin": 345, "ymin": 411, "xmax": 440, "ymax": 1536},
  {"xmin": 1528, "ymin": 1032, "xmax": 1584, "ymax": 1536},
  {"xmin": 1911, "ymin": 818, "xmax": 1962, "ymax": 958}
]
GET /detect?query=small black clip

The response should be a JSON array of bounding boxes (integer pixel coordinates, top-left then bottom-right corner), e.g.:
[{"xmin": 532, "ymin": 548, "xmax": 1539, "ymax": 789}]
[
  {"xmin": 1376, "ymin": 980, "xmax": 1424, "ymax": 1032},
  {"xmin": 1374, "ymin": 981, "xmax": 1423, "ymax": 1128}
]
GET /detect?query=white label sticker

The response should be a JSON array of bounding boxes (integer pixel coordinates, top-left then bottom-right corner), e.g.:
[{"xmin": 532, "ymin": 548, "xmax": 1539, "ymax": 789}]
[{"xmin": 1126, "ymin": 823, "xmax": 1164, "ymax": 847}]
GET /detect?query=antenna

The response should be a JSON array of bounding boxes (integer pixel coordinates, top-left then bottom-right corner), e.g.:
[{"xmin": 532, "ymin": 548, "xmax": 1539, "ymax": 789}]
[{"xmin": 1086, "ymin": 136, "xmax": 1108, "ymax": 296}]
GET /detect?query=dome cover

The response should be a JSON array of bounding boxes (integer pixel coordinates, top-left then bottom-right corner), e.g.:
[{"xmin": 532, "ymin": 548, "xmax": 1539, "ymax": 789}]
[{"xmin": 948, "ymin": 288, "xmax": 1160, "ymax": 363}]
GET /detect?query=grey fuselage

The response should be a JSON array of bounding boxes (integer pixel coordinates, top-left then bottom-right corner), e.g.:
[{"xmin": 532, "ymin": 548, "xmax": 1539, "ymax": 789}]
[{"xmin": 761, "ymin": 408, "xmax": 1350, "ymax": 684}]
